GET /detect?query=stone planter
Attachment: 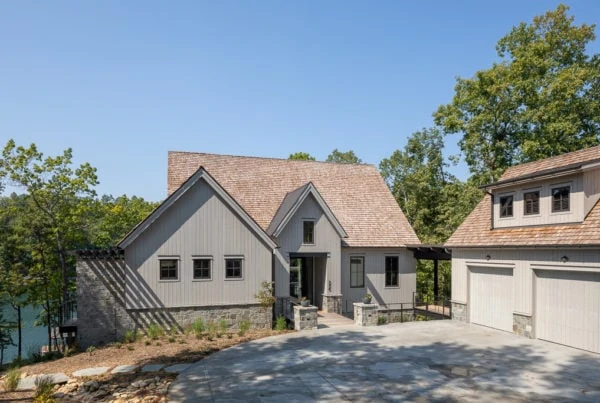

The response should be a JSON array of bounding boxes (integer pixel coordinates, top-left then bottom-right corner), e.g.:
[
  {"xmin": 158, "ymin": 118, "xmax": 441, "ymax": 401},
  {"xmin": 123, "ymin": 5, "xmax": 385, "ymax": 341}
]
[{"xmin": 300, "ymin": 300, "xmax": 310, "ymax": 307}]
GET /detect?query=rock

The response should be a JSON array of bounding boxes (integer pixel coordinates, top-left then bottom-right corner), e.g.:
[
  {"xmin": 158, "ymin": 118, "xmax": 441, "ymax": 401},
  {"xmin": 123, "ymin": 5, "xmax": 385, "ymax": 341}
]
[
  {"xmin": 72, "ymin": 367, "xmax": 110, "ymax": 377},
  {"xmin": 53, "ymin": 392, "xmax": 66, "ymax": 398},
  {"xmin": 82, "ymin": 380, "xmax": 99, "ymax": 392}
]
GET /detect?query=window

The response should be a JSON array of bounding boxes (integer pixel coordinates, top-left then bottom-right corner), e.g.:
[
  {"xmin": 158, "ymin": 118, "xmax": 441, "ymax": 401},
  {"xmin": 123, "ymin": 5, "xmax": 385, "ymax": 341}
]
[
  {"xmin": 303, "ymin": 221, "xmax": 315, "ymax": 244},
  {"xmin": 159, "ymin": 259, "xmax": 178, "ymax": 281},
  {"xmin": 350, "ymin": 257, "xmax": 364, "ymax": 288},
  {"xmin": 193, "ymin": 259, "xmax": 211, "ymax": 280},
  {"xmin": 552, "ymin": 186, "xmax": 570, "ymax": 212},
  {"xmin": 385, "ymin": 256, "xmax": 399, "ymax": 287},
  {"xmin": 524, "ymin": 191, "xmax": 540, "ymax": 215},
  {"xmin": 499, "ymin": 195, "xmax": 513, "ymax": 218},
  {"xmin": 225, "ymin": 258, "xmax": 243, "ymax": 279}
]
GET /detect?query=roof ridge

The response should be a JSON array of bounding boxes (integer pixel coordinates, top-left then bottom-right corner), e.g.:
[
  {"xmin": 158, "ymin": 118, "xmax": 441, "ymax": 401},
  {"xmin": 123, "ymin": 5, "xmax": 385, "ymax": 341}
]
[
  {"xmin": 504, "ymin": 144, "xmax": 600, "ymax": 175},
  {"xmin": 168, "ymin": 150, "xmax": 373, "ymax": 168}
]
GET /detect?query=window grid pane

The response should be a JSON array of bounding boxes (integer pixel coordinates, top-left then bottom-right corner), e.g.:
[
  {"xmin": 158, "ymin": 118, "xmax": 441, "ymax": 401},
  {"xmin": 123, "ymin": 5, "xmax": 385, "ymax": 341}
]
[
  {"xmin": 225, "ymin": 258, "xmax": 242, "ymax": 279},
  {"xmin": 552, "ymin": 187, "xmax": 570, "ymax": 212},
  {"xmin": 160, "ymin": 259, "xmax": 178, "ymax": 280},
  {"xmin": 193, "ymin": 259, "xmax": 211, "ymax": 280},
  {"xmin": 524, "ymin": 191, "xmax": 539, "ymax": 215},
  {"xmin": 500, "ymin": 196, "xmax": 513, "ymax": 217},
  {"xmin": 303, "ymin": 221, "xmax": 314, "ymax": 244}
]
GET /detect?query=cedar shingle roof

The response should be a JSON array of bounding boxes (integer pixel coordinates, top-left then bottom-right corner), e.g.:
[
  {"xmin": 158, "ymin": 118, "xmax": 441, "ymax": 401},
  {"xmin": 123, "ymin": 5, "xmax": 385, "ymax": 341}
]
[
  {"xmin": 168, "ymin": 152, "xmax": 420, "ymax": 248},
  {"xmin": 447, "ymin": 145, "xmax": 600, "ymax": 248}
]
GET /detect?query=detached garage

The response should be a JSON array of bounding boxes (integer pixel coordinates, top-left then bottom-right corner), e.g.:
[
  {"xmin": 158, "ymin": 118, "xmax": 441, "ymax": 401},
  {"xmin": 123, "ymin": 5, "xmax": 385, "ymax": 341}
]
[
  {"xmin": 445, "ymin": 145, "xmax": 600, "ymax": 354},
  {"xmin": 535, "ymin": 270, "xmax": 600, "ymax": 354}
]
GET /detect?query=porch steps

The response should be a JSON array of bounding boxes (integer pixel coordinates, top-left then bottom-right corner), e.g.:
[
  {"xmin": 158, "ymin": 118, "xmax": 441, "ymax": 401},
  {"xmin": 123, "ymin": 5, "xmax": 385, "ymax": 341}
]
[{"xmin": 317, "ymin": 311, "xmax": 354, "ymax": 328}]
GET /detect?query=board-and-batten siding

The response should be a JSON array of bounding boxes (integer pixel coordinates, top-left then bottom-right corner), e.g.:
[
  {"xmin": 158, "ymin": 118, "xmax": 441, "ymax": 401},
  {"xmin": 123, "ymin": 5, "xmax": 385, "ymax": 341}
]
[
  {"xmin": 451, "ymin": 248, "xmax": 600, "ymax": 315},
  {"xmin": 274, "ymin": 194, "xmax": 342, "ymax": 297},
  {"xmin": 124, "ymin": 178, "xmax": 273, "ymax": 309},
  {"xmin": 584, "ymin": 167, "xmax": 600, "ymax": 216},
  {"xmin": 493, "ymin": 174, "xmax": 584, "ymax": 228},
  {"xmin": 341, "ymin": 248, "xmax": 415, "ymax": 313}
]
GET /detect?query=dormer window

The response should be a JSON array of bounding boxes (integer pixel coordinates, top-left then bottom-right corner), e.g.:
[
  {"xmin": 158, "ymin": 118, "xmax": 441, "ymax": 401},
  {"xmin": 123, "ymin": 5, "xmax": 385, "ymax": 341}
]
[
  {"xmin": 524, "ymin": 191, "xmax": 540, "ymax": 215},
  {"xmin": 303, "ymin": 220, "xmax": 315, "ymax": 244},
  {"xmin": 552, "ymin": 186, "xmax": 570, "ymax": 212},
  {"xmin": 499, "ymin": 195, "xmax": 514, "ymax": 218}
]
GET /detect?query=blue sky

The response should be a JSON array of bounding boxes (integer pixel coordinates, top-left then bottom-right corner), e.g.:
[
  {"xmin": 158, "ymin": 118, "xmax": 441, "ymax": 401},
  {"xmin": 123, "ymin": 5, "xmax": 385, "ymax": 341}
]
[{"xmin": 1, "ymin": 1, "xmax": 598, "ymax": 202}]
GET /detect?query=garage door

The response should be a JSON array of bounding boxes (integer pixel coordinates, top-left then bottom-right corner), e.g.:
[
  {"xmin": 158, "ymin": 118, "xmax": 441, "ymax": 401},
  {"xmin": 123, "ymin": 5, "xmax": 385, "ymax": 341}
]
[
  {"xmin": 469, "ymin": 267, "xmax": 513, "ymax": 332},
  {"xmin": 536, "ymin": 270, "xmax": 600, "ymax": 353}
]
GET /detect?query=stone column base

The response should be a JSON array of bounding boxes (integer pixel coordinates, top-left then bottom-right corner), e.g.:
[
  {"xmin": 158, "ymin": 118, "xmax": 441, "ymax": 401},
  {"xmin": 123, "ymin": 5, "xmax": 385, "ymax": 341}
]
[
  {"xmin": 353, "ymin": 303, "xmax": 378, "ymax": 326},
  {"xmin": 293, "ymin": 305, "xmax": 318, "ymax": 331},
  {"xmin": 322, "ymin": 294, "xmax": 342, "ymax": 313},
  {"xmin": 451, "ymin": 302, "xmax": 467, "ymax": 322},
  {"xmin": 513, "ymin": 313, "xmax": 533, "ymax": 338}
]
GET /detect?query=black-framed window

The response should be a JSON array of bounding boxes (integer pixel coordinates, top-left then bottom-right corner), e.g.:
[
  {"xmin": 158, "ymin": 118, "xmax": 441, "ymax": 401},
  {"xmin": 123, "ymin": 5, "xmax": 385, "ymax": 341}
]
[
  {"xmin": 225, "ymin": 258, "xmax": 243, "ymax": 279},
  {"xmin": 552, "ymin": 186, "xmax": 570, "ymax": 212},
  {"xmin": 159, "ymin": 259, "xmax": 178, "ymax": 281},
  {"xmin": 499, "ymin": 195, "xmax": 514, "ymax": 218},
  {"xmin": 303, "ymin": 221, "xmax": 315, "ymax": 244},
  {"xmin": 193, "ymin": 258, "xmax": 211, "ymax": 280},
  {"xmin": 385, "ymin": 256, "xmax": 399, "ymax": 287},
  {"xmin": 350, "ymin": 256, "xmax": 365, "ymax": 288},
  {"xmin": 524, "ymin": 191, "xmax": 540, "ymax": 215}
]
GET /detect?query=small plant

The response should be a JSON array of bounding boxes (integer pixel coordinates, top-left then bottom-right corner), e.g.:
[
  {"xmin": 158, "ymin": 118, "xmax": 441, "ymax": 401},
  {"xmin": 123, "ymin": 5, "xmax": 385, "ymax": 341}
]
[
  {"xmin": 226, "ymin": 333, "xmax": 233, "ymax": 339},
  {"xmin": 300, "ymin": 296, "xmax": 310, "ymax": 306},
  {"xmin": 34, "ymin": 375, "xmax": 55, "ymax": 402},
  {"xmin": 123, "ymin": 329, "xmax": 138, "ymax": 343},
  {"xmin": 146, "ymin": 323, "xmax": 164, "ymax": 340},
  {"xmin": 169, "ymin": 326, "xmax": 179, "ymax": 336},
  {"xmin": 168, "ymin": 336, "xmax": 176, "ymax": 343},
  {"xmin": 179, "ymin": 339, "xmax": 186, "ymax": 344},
  {"xmin": 217, "ymin": 319, "xmax": 228, "ymax": 337},
  {"xmin": 275, "ymin": 315, "xmax": 287, "ymax": 332},
  {"xmin": 3, "ymin": 367, "xmax": 21, "ymax": 392},
  {"xmin": 362, "ymin": 293, "xmax": 373, "ymax": 304},
  {"xmin": 238, "ymin": 319, "xmax": 251, "ymax": 336},
  {"xmin": 86, "ymin": 345, "xmax": 97, "ymax": 356},
  {"xmin": 156, "ymin": 342, "xmax": 162, "ymax": 346},
  {"xmin": 113, "ymin": 342, "xmax": 123, "ymax": 349},
  {"xmin": 144, "ymin": 340, "xmax": 151, "ymax": 346},
  {"xmin": 377, "ymin": 316, "xmax": 387, "ymax": 325},
  {"xmin": 191, "ymin": 318, "xmax": 205, "ymax": 339},
  {"xmin": 254, "ymin": 281, "xmax": 276, "ymax": 308},
  {"xmin": 127, "ymin": 345, "xmax": 135, "ymax": 351}
]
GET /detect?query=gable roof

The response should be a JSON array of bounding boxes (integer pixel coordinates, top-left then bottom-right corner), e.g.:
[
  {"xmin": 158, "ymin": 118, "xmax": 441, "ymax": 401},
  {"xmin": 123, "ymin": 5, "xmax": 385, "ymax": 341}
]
[
  {"xmin": 447, "ymin": 145, "xmax": 600, "ymax": 248},
  {"xmin": 168, "ymin": 152, "xmax": 420, "ymax": 247},
  {"xmin": 266, "ymin": 182, "xmax": 347, "ymax": 238},
  {"xmin": 487, "ymin": 145, "xmax": 600, "ymax": 188},
  {"xmin": 118, "ymin": 166, "xmax": 277, "ymax": 250}
]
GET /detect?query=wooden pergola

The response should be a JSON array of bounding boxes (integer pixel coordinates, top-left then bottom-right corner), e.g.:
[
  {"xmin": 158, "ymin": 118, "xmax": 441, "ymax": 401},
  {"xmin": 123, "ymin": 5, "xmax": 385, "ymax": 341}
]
[{"xmin": 407, "ymin": 245, "xmax": 452, "ymax": 297}]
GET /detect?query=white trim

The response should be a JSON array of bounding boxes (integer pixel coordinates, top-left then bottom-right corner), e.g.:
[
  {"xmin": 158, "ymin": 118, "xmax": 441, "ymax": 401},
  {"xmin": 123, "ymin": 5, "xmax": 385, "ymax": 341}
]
[
  {"xmin": 118, "ymin": 167, "xmax": 277, "ymax": 250},
  {"xmin": 272, "ymin": 182, "xmax": 347, "ymax": 238}
]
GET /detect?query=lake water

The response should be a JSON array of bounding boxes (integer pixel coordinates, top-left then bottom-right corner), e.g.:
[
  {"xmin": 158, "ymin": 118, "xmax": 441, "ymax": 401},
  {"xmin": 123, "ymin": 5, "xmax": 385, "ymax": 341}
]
[{"xmin": 1, "ymin": 303, "xmax": 48, "ymax": 364}]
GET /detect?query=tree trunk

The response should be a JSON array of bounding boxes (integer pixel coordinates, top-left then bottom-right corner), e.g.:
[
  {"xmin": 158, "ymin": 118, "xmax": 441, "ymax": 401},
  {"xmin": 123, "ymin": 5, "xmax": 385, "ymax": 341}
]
[{"xmin": 17, "ymin": 306, "xmax": 22, "ymax": 361}]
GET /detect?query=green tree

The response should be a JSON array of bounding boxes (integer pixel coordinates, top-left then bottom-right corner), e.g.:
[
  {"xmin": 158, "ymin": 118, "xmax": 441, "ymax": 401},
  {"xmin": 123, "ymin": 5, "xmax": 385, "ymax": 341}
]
[
  {"xmin": 435, "ymin": 5, "xmax": 600, "ymax": 185},
  {"xmin": 0, "ymin": 140, "xmax": 98, "ymax": 322},
  {"xmin": 380, "ymin": 128, "xmax": 482, "ymax": 299},
  {"xmin": 326, "ymin": 149, "xmax": 362, "ymax": 164},
  {"xmin": 0, "ymin": 311, "xmax": 16, "ymax": 366},
  {"xmin": 288, "ymin": 152, "xmax": 316, "ymax": 161}
]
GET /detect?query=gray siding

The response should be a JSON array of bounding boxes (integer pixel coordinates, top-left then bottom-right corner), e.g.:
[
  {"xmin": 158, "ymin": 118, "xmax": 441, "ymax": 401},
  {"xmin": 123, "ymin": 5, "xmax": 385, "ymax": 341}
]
[
  {"xmin": 124, "ymin": 177, "xmax": 273, "ymax": 309},
  {"xmin": 584, "ymin": 167, "xmax": 600, "ymax": 216},
  {"xmin": 341, "ymin": 248, "xmax": 415, "ymax": 313},
  {"xmin": 452, "ymin": 248, "xmax": 600, "ymax": 315},
  {"xmin": 493, "ymin": 174, "xmax": 584, "ymax": 228},
  {"xmin": 274, "ymin": 194, "xmax": 342, "ymax": 297}
]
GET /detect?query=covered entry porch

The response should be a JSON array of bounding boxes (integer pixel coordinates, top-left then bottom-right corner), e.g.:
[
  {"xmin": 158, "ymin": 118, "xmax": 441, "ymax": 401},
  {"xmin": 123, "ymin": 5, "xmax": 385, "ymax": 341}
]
[{"xmin": 289, "ymin": 253, "xmax": 328, "ymax": 310}]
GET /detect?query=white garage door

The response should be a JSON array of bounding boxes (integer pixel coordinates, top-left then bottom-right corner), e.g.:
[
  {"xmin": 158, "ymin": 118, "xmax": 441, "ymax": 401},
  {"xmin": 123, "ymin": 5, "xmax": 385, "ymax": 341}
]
[
  {"xmin": 469, "ymin": 267, "xmax": 513, "ymax": 332},
  {"xmin": 536, "ymin": 270, "xmax": 600, "ymax": 353}
]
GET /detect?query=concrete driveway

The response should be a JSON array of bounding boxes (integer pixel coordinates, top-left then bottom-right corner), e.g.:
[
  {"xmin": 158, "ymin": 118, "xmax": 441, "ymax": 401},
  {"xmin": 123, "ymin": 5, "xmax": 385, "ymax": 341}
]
[{"xmin": 169, "ymin": 321, "xmax": 600, "ymax": 402}]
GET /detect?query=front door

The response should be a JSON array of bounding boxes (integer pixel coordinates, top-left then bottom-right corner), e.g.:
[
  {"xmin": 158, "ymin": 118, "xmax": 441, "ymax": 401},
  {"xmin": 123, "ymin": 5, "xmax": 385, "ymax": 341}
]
[{"xmin": 290, "ymin": 256, "xmax": 314, "ymax": 305}]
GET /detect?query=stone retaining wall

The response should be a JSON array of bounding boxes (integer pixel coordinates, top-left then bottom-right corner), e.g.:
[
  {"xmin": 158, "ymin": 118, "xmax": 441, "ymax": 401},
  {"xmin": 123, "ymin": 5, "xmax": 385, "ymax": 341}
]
[
  {"xmin": 322, "ymin": 294, "xmax": 342, "ymax": 314},
  {"xmin": 293, "ymin": 305, "xmax": 318, "ymax": 330},
  {"xmin": 353, "ymin": 303, "xmax": 378, "ymax": 326}
]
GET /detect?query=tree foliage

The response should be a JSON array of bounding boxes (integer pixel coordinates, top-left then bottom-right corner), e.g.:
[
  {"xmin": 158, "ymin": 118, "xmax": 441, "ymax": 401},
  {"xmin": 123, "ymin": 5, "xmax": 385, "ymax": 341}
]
[
  {"xmin": 288, "ymin": 152, "xmax": 316, "ymax": 161},
  {"xmin": 435, "ymin": 5, "xmax": 600, "ymax": 184},
  {"xmin": 326, "ymin": 149, "xmax": 362, "ymax": 164}
]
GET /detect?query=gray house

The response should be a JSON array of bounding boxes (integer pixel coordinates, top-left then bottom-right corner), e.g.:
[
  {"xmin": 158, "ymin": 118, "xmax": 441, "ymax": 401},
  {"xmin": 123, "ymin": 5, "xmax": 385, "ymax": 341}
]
[
  {"xmin": 76, "ymin": 152, "xmax": 419, "ymax": 346},
  {"xmin": 446, "ymin": 145, "xmax": 600, "ymax": 353}
]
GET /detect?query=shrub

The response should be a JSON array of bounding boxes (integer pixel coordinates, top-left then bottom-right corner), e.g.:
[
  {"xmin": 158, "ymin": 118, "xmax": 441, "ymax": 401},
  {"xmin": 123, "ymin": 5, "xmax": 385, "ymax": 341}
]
[
  {"xmin": 238, "ymin": 319, "xmax": 251, "ymax": 336},
  {"xmin": 147, "ymin": 323, "xmax": 164, "ymax": 340},
  {"xmin": 168, "ymin": 336, "xmax": 176, "ymax": 343},
  {"xmin": 144, "ymin": 340, "xmax": 151, "ymax": 346},
  {"xmin": 34, "ymin": 375, "xmax": 54, "ymax": 402},
  {"xmin": 3, "ymin": 367, "xmax": 21, "ymax": 392},
  {"xmin": 86, "ymin": 346, "xmax": 97, "ymax": 356},
  {"xmin": 123, "ymin": 329, "xmax": 138, "ymax": 343},
  {"xmin": 217, "ymin": 319, "xmax": 228, "ymax": 337},
  {"xmin": 254, "ymin": 281, "xmax": 276, "ymax": 307},
  {"xmin": 169, "ymin": 326, "xmax": 179, "ymax": 336},
  {"xmin": 275, "ymin": 315, "xmax": 287, "ymax": 332},
  {"xmin": 207, "ymin": 321, "xmax": 217, "ymax": 339},
  {"xmin": 127, "ymin": 345, "xmax": 135, "ymax": 351},
  {"xmin": 377, "ymin": 316, "xmax": 387, "ymax": 325},
  {"xmin": 191, "ymin": 318, "xmax": 205, "ymax": 339}
]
